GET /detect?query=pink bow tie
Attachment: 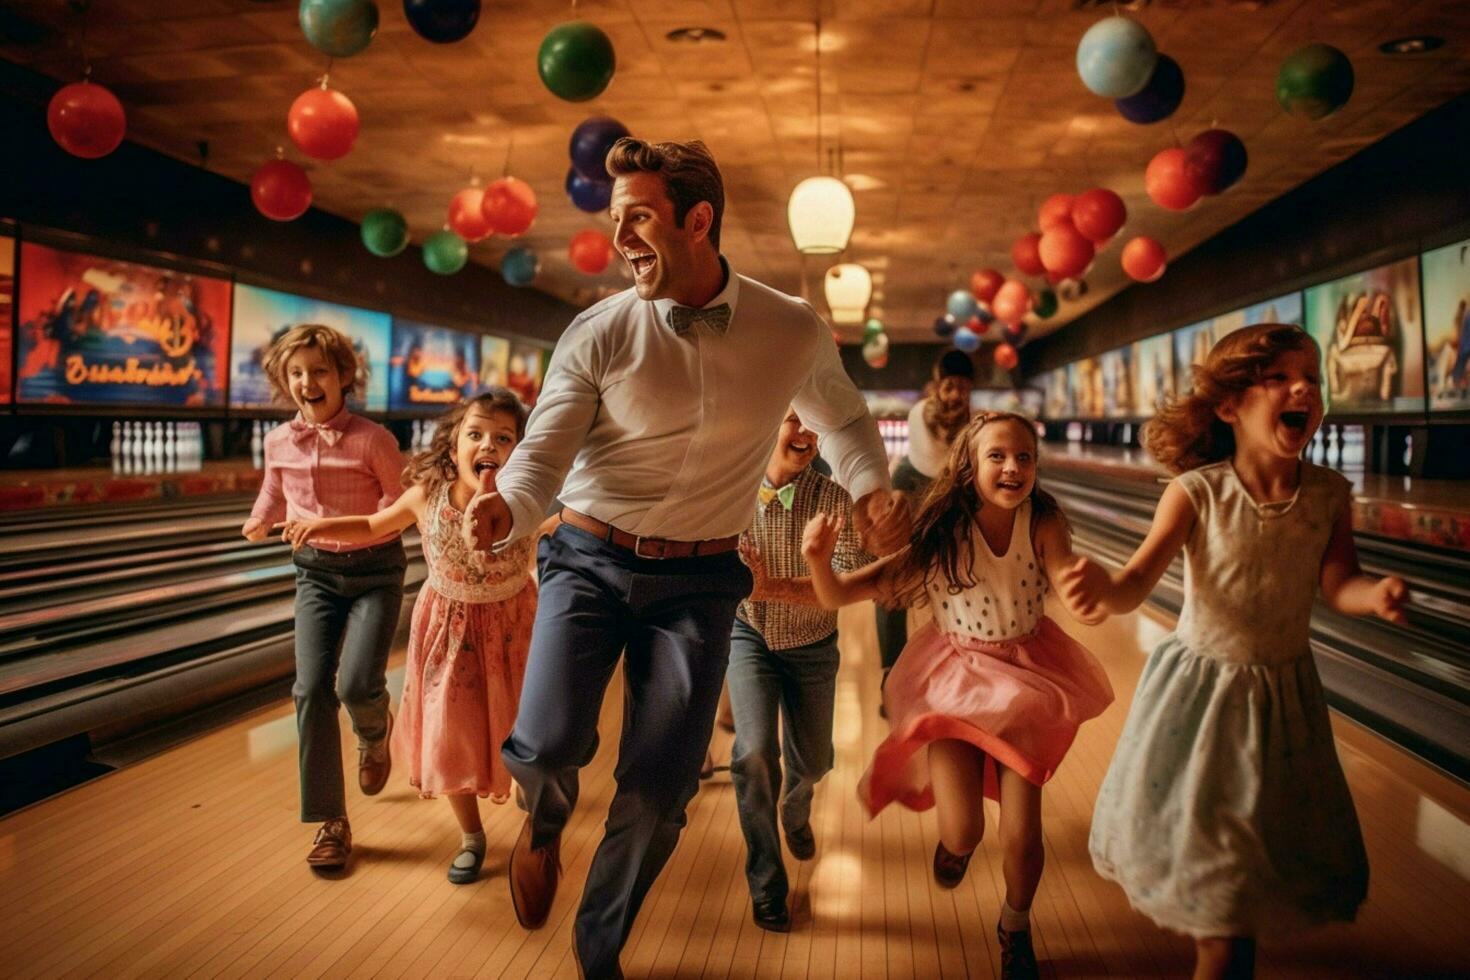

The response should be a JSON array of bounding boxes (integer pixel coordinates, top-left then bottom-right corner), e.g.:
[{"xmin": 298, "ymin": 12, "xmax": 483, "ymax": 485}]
[{"xmin": 289, "ymin": 418, "xmax": 343, "ymax": 447}]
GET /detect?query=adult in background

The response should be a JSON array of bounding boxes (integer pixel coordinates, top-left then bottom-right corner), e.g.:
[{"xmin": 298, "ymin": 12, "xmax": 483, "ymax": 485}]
[
  {"xmin": 875, "ymin": 350, "xmax": 975, "ymax": 704},
  {"xmin": 463, "ymin": 137, "xmax": 909, "ymax": 979}
]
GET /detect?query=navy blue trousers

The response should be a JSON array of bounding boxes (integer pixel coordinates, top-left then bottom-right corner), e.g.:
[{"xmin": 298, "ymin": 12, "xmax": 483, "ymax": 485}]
[{"xmin": 502, "ymin": 523, "xmax": 752, "ymax": 979}]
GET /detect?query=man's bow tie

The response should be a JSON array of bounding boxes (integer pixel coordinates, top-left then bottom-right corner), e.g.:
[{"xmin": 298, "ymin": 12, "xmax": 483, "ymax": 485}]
[
  {"xmin": 757, "ymin": 482, "xmax": 796, "ymax": 511},
  {"xmin": 666, "ymin": 302, "xmax": 732, "ymax": 336},
  {"xmin": 289, "ymin": 418, "xmax": 343, "ymax": 447}
]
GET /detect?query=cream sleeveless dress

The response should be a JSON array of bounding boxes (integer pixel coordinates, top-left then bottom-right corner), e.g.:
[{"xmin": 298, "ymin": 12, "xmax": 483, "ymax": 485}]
[{"xmin": 1089, "ymin": 461, "xmax": 1369, "ymax": 938}]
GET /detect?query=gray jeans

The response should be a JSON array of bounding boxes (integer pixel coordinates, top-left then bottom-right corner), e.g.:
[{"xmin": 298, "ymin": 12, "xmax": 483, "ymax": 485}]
[
  {"xmin": 291, "ymin": 540, "xmax": 406, "ymax": 822},
  {"xmin": 727, "ymin": 618, "xmax": 840, "ymax": 904}
]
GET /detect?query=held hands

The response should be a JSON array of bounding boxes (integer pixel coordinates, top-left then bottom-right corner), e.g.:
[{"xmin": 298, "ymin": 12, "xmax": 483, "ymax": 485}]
[
  {"xmin": 852, "ymin": 489, "xmax": 912, "ymax": 556},
  {"xmin": 280, "ymin": 518, "xmax": 327, "ymax": 551},
  {"xmin": 241, "ymin": 517, "xmax": 269, "ymax": 543},
  {"xmin": 462, "ymin": 490, "xmax": 513, "ymax": 553},
  {"xmin": 801, "ymin": 513, "xmax": 842, "ymax": 566},
  {"xmin": 1056, "ymin": 555, "xmax": 1112, "ymax": 625},
  {"xmin": 1371, "ymin": 575, "xmax": 1409, "ymax": 625}
]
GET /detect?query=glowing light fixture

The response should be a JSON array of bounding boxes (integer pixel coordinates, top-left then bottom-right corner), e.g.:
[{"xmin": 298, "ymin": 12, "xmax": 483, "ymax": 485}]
[
  {"xmin": 787, "ymin": 17, "xmax": 855, "ymax": 255},
  {"xmin": 789, "ymin": 176, "xmax": 856, "ymax": 255},
  {"xmin": 824, "ymin": 262, "xmax": 871, "ymax": 324}
]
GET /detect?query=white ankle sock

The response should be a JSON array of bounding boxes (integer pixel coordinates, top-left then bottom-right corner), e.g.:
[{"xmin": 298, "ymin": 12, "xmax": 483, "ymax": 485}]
[
  {"xmin": 1000, "ymin": 900, "xmax": 1030, "ymax": 932},
  {"xmin": 452, "ymin": 832, "xmax": 486, "ymax": 870}
]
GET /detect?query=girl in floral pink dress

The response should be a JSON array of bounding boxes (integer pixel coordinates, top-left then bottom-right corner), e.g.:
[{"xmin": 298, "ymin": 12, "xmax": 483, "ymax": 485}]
[{"xmin": 284, "ymin": 387, "xmax": 536, "ymax": 884}]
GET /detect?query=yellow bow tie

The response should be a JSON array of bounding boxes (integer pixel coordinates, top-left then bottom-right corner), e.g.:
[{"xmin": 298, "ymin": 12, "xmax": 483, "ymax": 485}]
[{"xmin": 757, "ymin": 482, "xmax": 796, "ymax": 511}]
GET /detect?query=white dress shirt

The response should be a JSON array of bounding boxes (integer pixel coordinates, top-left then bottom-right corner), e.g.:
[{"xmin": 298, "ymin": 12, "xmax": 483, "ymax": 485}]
[{"xmin": 493, "ymin": 260, "xmax": 891, "ymax": 543}]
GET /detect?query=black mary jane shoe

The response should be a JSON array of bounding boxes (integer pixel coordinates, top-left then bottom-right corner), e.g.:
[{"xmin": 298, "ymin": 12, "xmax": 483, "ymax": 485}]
[
  {"xmin": 447, "ymin": 846, "xmax": 486, "ymax": 884},
  {"xmin": 751, "ymin": 896, "xmax": 791, "ymax": 933},
  {"xmin": 932, "ymin": 841, "xmax": 973, "ymax": 889}
]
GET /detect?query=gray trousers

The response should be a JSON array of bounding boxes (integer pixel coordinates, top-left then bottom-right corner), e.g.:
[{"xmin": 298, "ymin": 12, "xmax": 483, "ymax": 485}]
[
  {"xmin": 291, "ymin": 540, "xmax": 405, "ymax": 822},
  {"xmin": 727, "ymin": 619, "xmax": 840, "ymax": 903}
]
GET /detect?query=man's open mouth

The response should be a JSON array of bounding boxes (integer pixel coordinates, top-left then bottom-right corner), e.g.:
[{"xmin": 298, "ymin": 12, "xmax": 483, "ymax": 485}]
[{"xmin": 626, "ymin": 252, "xmax": 655, "ymax": 277}]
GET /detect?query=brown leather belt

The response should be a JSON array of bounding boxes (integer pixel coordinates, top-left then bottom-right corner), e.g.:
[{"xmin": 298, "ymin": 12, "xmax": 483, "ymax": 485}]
[{"xmin": 559, "ymin": 508, "xmax": 740, "ymax": 559}]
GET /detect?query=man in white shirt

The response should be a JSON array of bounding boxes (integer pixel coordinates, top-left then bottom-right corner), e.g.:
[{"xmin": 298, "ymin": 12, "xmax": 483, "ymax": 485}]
[{"xmin": 464, "ymin": 137, "xmax": 907, "ymax": 979}]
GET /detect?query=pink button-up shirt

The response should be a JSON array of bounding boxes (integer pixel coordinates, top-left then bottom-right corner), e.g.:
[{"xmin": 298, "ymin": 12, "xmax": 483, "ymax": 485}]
[{"xmin": 250, "ymin": 409, "xmax": 406, "ymax": 552}]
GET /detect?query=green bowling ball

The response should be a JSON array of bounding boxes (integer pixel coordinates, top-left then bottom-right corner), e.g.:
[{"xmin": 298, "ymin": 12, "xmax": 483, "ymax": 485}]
[
  {"xmin": 360, "ymin": 208, "xmax": 408, "ymax": 257},
  {"xmin": 423, "ymin": 230, "xmax": 468, "ymax": 275},
  {"xmin": 299, "ymin": 0, "xmax": 378, "ymax": 58},
  {"xmin": 538, "ymin": 21, "xmax": 616, "ymax": 102},
  {"xmin": 1276, "ymin": 43, "xmax": 1354, "ymax": 120}
]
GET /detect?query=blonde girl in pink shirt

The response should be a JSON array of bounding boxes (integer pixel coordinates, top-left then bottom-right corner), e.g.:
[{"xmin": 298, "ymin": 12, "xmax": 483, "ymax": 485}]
[
  {"xmin": 283, "ymin": 388, "xmax": 537, "ymax": 885},
  {"xmin": 242, "ymin": 323, "xmax": 405, "ymax": 871}
]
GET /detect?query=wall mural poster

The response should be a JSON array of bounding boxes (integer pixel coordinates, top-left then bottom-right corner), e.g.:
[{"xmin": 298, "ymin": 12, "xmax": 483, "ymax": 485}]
[
  {"xmin": 230, "ymin": 283, "xmax": 391, "ymax": 412},
  {"xmin": 1072, "ymin": 357, "xmax": 1105, "ymax": 419},
  {"xmin": 1304, "ymin": 256, "xmax": 1425, "ymax": 415},
  {"xmin": 388, "ymin": 319, "xmax": 480, "ymax": 412},
  {"xmin": 1130, "ymin": 334, "xmax": 1175, "ymax": 417},
  {"xmin": 1042, "ymin": 369, "xmax": 1073, "ymax": 420},
  {"xmin": 0, "ymin": 236, "xmax": 13, "ymax": 404},
  {"xmin": 1100, "ymin": 347, "xmax": 1134, "ymax": 418},
  {"xmin": 15, "ymin": 241, "xmax": 231, "ymax": 407},
  {"xmin": 479, "ymin": 334, "xmax": 510, "ymax": 391},
  {"xmin": 506, "ymin": 341, "xmax": 546, "ymax": 407},
  {"xmin": 1422, "ymin": 238, "xmax": 1470, "ymax": 411},
  {"xmin": 1213, "ymin": 291, "xmax": 1303, "ymax": 335},
  {"xmin": 1172, "ymin": 319, "xmax": 1217, "ymax": 380}
]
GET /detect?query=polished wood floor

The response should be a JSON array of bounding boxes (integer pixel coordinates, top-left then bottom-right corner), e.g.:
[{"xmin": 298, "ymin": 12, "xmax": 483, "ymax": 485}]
[{"xmin": 2, "ymin": 603, "xmax": 1468, "ymax": 978}]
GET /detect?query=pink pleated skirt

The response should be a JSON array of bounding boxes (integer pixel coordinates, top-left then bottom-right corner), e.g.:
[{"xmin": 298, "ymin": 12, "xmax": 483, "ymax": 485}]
[
  {"xmin": 859, "ymin": 617, "xmax": 1113, "ymax": 816},
  {"xmin": 392, "ymin": 580, "xmax": 536, "ymax": 801}
]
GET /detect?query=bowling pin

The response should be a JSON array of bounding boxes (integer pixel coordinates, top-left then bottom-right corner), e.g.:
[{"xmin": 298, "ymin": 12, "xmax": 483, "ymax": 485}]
[
  {"xmin": 110, "ymin": 421, "xmax": 122, "ymax": 474},
  {"xmin": 251, "ymin": 420, "xmax": 264, "ymax": 470}
]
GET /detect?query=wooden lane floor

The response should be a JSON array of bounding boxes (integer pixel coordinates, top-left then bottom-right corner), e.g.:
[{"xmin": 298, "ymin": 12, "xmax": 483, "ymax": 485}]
[{"xmin": 1, "ymin": 603, "xmax": 1467, "ymax": 978}]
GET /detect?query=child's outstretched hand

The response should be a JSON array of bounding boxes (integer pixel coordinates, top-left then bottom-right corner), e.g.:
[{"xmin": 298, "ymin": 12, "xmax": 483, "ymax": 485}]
[
  {"xmin": 280, "ymin": 518, "xmax": 327, "ymax": 551},
  {"xmin": 801, "ymin": 513, "xmax": 842, "ymax": 566},
  {"xmin": 1057, "ymin": 555, "xmax": 1111, "ymax": 624},
  {"xmin": 241, "ymin": 517, "xmax": 269, "ymax": 543},
  {"xmin": 738, "ymin": 537, "xmax": 770, "ymax": 594},
  {"xmin": 1371, "ymin": 575, "xmax": 1409, "ymax": 624}
]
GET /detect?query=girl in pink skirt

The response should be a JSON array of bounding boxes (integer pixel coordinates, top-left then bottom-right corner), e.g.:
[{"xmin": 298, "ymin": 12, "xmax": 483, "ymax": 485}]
[
  {"xmin": 284, "ymin": 387, "xmax": 536, "ymax": 884},
  {"xmin": 803, "ymin": 411, "xmax": 1113, "ymax": 980}
]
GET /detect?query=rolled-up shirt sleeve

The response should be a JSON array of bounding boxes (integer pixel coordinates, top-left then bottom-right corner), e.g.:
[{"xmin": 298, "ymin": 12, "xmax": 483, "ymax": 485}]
[
  {"xmin": 494, "ymin": 322, "xmax": 601, "ymax": 543},
  {"xmin": 791, "ymin": 308, "xmax": 891, "ymax": 503}
]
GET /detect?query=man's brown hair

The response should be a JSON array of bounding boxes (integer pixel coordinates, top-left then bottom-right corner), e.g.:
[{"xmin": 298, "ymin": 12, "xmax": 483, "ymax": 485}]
[{"xmin": 605, "ymin": 137, "xmax": 724, "ymax": 249}]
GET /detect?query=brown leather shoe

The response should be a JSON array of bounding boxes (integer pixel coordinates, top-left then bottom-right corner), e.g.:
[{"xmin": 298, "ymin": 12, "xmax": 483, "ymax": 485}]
[
  {"xmin": 358, "ymin": 712, "xmax": 392, "ymax": 796},
  {"xmin": 306, "ymin": 817, "xmax": 351, "ymax": 869},
  {"xmin": 509, "ymin": 817, "xmax": 560, "ymax": 929}
]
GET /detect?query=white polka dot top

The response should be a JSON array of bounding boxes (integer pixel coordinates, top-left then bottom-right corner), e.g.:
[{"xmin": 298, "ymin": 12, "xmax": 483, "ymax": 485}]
[{"xmin": 926, "ymin": 498, "xmax": 1048, "ymax": 643}]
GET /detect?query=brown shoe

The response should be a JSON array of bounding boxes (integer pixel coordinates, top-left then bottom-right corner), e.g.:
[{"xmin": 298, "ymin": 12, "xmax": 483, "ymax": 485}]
[
  {"xmin": 306, "ymin": 817, "xmax": 351, "ymax": 869},
  {"xmin": 933, "ymin": 841, "xmax": 972, "ymax": 889},
  {"xmin": 358, "ymin": 712, "xmax": 392, "ymax": 796},
  {"xmin": 509, "ymin": 817, "xmax": 560, "ymax": 929}
]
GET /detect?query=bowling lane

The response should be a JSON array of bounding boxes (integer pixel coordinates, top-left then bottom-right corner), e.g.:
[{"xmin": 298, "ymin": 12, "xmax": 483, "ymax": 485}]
[{"xmin": 0, "ymin": 602, "xmax": 1465, "ymax": 978}]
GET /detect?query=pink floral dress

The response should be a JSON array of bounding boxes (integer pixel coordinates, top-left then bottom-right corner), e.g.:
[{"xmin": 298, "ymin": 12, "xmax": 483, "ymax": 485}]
[{"xmin": 392, "ymin": 483, "xmax": 536, "ymax": 800}]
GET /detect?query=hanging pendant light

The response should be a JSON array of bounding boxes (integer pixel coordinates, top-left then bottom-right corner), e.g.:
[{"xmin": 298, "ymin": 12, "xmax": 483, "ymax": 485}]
[
  {"xmin": 824, "ymin": 263, "xmax": 872, "ymax": 324},
  {"xmin": 790, "ymin": 176, "xmax": 855, "ymax": 255},
  {"xmin": 787, "ymin": 17, "xmax": 855, "ymax": 255}
]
